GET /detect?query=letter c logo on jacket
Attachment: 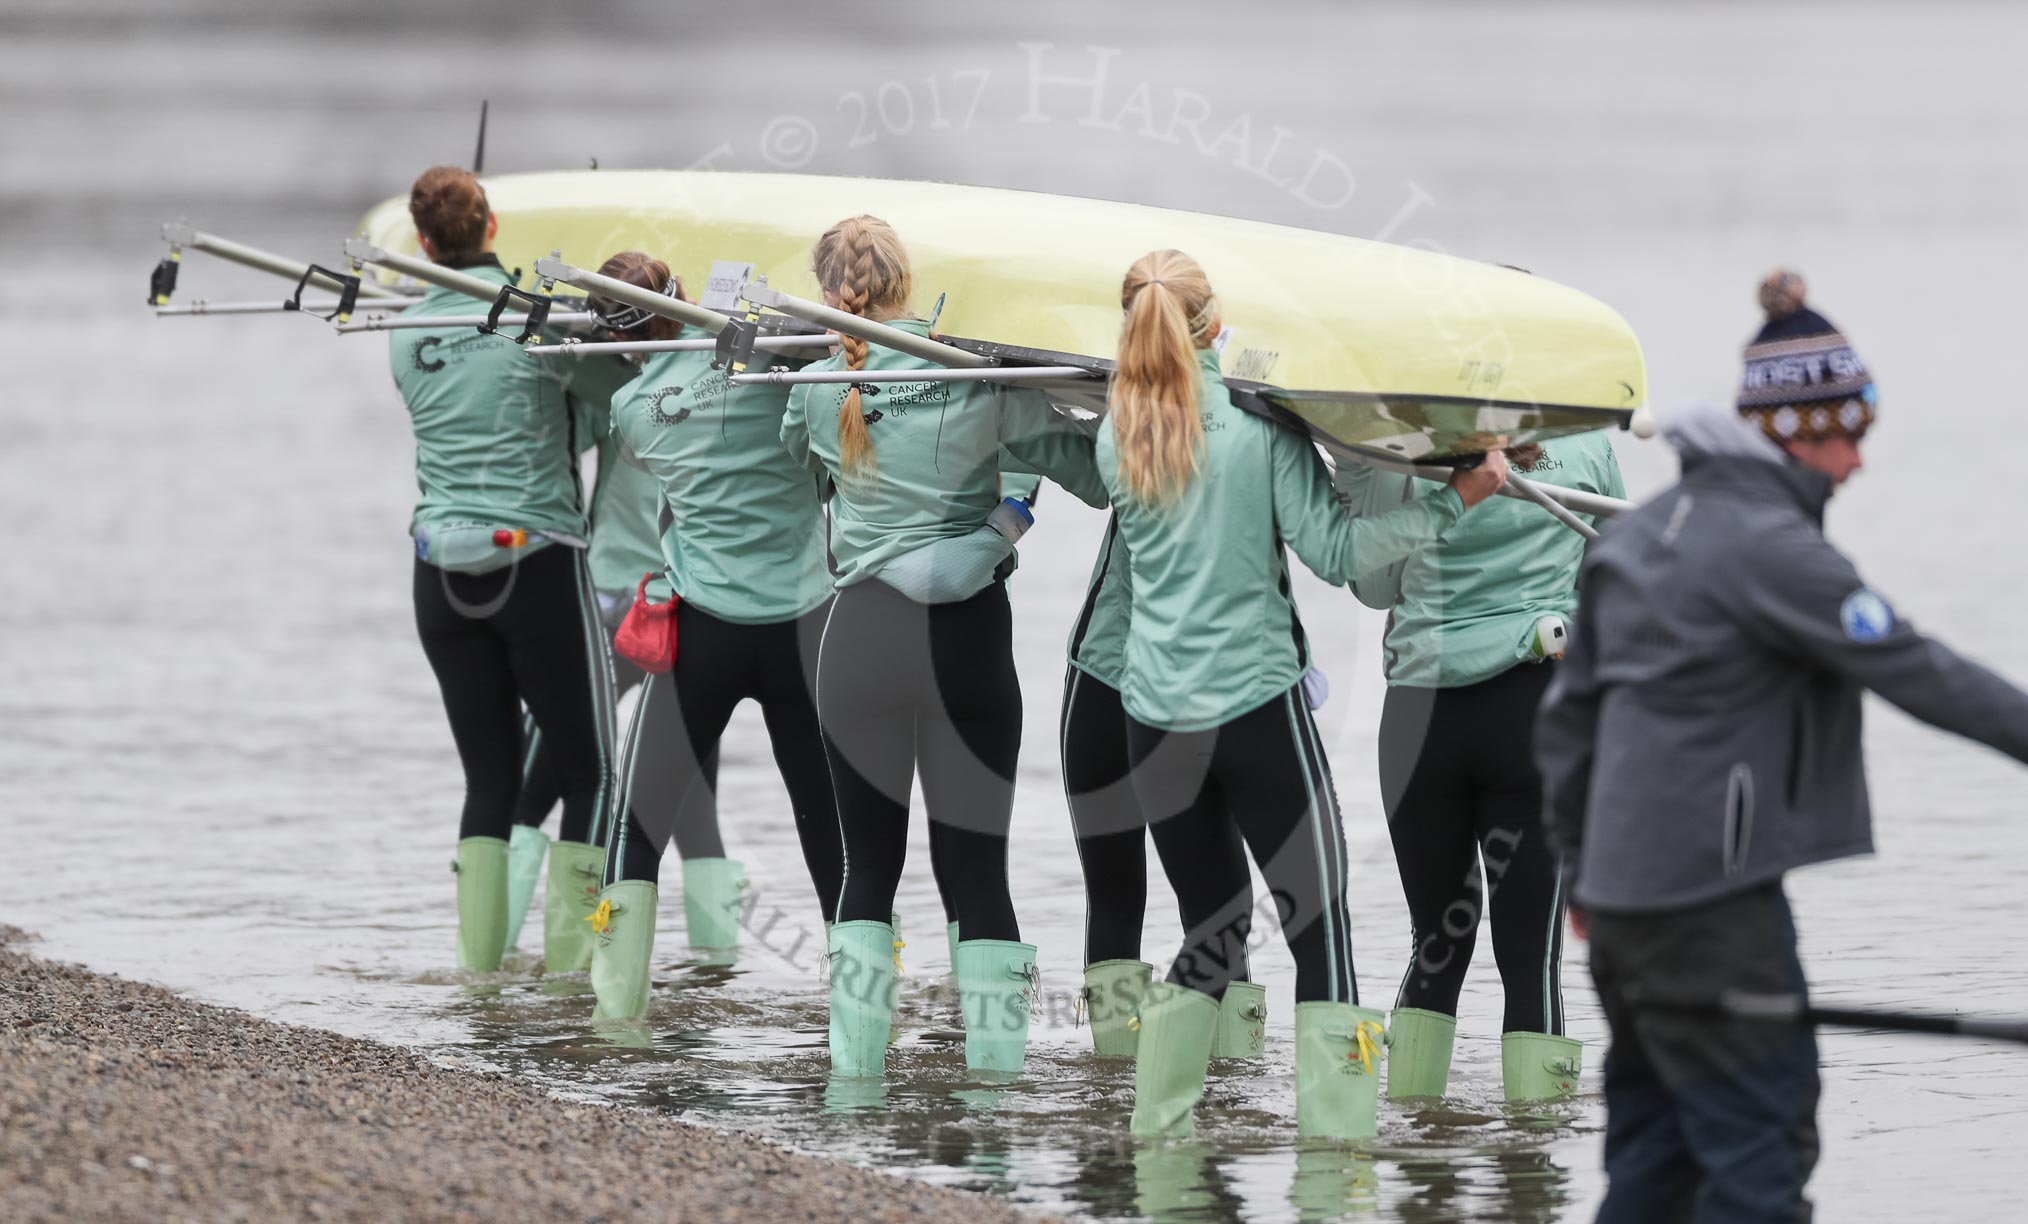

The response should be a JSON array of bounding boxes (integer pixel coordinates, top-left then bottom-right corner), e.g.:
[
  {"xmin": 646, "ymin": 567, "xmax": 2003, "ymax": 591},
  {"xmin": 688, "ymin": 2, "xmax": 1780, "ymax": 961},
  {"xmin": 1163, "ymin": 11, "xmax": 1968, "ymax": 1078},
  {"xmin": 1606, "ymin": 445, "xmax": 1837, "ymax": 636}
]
[{"xmin": 1839, "ymin": 588, "xmax": 1895, "ymax": 644}]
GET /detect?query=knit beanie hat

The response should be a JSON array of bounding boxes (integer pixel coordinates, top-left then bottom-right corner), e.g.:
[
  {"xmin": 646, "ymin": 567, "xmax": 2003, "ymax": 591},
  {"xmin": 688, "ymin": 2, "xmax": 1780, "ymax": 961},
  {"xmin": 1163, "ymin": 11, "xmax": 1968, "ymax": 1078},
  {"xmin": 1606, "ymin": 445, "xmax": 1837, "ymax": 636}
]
[{"xmin": 1737, "ymin": 269, "xmax": 1877, "ymax": 443}]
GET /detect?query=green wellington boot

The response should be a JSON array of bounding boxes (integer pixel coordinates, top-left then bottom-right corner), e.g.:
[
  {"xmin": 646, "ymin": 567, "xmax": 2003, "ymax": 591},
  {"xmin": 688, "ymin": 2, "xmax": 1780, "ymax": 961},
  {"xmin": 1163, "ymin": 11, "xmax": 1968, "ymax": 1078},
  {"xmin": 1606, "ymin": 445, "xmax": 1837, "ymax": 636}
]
[
  {"xmin": 829, "ymin": 920, "xmax": 899, "ymax": 1077},
  {"xmin": 1212, "ymin": 981, "xmax": 1268, "ymax": 1058},
  {"xmin": 681, "ymin": 857, "xmax": 746, "ymax": 949},
  {"xmin": 954, "ymin": 939, "xmax": 1040, "ymax": 1073},
  {"xmin": 502, "ymin": 824, "xmax": 550, "ymax": 951},
  {"xmin": 1502, "ymin": 1031, "xmax": 1583, "ymax": 1102},
  {"xmin": 542, "ymin": 839, "xmax": 605, "ymax": 973},
  {"xmin": 1386, "ymin": 1008, "xmax": 1457, "ymax": 1099},
  {"xmin": 453, "ymin": 836, "xmax": 510, "ymax": 972},
  {"xmin": 1082, "ymin": 960, "xmax": 1153, "ymax": 1057},
  {"xmin": 589, "ymin": 880, "xmax": 658, "ymax": 1025},
  {"xmin": 1128, "ymin": 981, "xmax": 1221, "ymax": 1138},
  {"xmin": 1294, "ymin": 1001, "xmax": 1388, "ymax": 1141}
]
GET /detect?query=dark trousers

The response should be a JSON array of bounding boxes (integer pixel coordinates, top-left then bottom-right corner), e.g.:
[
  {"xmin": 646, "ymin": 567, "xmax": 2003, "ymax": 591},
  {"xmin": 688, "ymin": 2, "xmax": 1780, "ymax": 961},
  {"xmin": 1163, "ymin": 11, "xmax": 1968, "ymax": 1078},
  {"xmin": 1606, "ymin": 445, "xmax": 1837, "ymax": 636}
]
[
  {"xmin": 517, "ymin": 635, "xmax": 725, "ymax": 858},
  {"xmin": 819, "ymin": 579, "xmax": 1023, "ymax": 942},
  {"xmin": 1129, "ymin": 685, "xmax": 1355, "ymax": 1005},
  {"xmin": 1588, "ymin": 882, "xmax": 1821, "ymax": 1224},
  {"xmin": 603, "ymin": 601, "xmax": 841, "ymax": 924},
  {"xmin": 1379, "ymin": 662, "xmax": 1566, "ymax": 1033},
  {"xmin": 1060, "ymin": 667, "xmax": 1153, "ymax": 965},
  {"xmin": 412, "ymin": 546, "xmax": 616, "ymax": 846}
]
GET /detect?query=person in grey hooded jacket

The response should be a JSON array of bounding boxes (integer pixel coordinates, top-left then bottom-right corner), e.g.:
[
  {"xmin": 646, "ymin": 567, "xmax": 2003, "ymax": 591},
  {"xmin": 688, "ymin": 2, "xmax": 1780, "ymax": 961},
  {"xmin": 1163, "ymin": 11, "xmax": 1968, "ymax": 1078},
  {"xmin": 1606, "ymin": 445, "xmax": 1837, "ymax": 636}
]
[{"xmin": 1537, "ymin": 272, "xmax": 2028, "ymax": 1224}]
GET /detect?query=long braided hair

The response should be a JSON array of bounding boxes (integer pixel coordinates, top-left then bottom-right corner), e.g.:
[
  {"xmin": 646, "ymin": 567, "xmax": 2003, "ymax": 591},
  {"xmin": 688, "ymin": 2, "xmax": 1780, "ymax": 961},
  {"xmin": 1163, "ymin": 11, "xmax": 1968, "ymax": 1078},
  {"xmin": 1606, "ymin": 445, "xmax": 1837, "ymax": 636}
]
[{"xmin": 811, "ymin": 215, "xmax": 913, "ymax": 481}]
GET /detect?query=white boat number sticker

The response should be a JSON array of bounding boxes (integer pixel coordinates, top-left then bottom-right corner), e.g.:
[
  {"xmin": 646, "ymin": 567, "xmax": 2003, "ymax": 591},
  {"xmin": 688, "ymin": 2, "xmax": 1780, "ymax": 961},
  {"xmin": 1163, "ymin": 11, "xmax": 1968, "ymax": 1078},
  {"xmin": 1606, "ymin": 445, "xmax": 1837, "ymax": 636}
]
[
  {"xmin": 700, "ymin": 260, "xmax": 755, "ymax": 311},
  {"xmin": 1231, "ymin": 347, "xmax": 1279, "ymax": 381}
]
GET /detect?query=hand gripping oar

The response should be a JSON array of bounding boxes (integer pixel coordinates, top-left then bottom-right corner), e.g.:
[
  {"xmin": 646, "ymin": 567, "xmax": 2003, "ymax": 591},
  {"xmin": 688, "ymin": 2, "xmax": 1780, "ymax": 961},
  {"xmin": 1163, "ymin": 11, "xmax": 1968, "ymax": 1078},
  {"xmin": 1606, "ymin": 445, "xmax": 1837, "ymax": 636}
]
[
  {"xmin": 1639, "ymin": 989, "xmax": 2028, "ymax": 1047},
  {"xmin": 1341, "ymin": 447, "xmax": 1629, "ymax": 524}
]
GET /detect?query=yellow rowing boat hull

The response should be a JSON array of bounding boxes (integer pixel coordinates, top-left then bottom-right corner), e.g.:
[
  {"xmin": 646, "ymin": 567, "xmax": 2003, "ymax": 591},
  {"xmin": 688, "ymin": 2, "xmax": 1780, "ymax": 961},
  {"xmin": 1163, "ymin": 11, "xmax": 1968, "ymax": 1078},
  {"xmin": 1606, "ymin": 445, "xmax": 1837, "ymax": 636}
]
[{"xmin": 356, "ymin": 170, "xmax": 1643, "ymax": 459}]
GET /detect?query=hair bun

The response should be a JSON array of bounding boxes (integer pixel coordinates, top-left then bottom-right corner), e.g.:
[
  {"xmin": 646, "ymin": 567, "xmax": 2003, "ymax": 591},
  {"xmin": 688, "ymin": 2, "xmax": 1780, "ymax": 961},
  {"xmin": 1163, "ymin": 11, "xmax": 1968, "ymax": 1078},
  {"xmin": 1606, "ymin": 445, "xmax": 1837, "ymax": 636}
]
[{"xmin": 1757, "ymin": 268, "xmax": 1808, "ymax": 320}]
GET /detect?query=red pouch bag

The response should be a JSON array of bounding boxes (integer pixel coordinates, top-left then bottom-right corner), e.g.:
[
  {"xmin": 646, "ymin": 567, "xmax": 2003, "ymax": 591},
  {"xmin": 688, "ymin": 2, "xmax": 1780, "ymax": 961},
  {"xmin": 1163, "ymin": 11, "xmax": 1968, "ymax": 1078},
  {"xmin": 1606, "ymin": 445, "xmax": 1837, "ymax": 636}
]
[{"xmin": 613, "ymin": 573, "xmax": 679, "ymax": 673}]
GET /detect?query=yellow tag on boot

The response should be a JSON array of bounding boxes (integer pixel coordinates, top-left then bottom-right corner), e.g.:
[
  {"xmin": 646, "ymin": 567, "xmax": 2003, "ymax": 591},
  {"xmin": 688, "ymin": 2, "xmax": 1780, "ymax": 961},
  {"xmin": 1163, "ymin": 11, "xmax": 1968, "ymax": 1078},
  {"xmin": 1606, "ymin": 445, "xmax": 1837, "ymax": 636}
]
[{"xmin": 1353, "ymin": 1020, "xmax": 1386, "ymax": 1076}]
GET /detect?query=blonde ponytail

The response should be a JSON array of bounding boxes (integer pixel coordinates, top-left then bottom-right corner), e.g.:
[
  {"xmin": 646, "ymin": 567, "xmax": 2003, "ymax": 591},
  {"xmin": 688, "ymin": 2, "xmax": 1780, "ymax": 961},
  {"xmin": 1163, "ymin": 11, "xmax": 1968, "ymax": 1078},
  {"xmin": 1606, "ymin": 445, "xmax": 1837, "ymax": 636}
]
[
  {"xmin": 1111, "ymin": 250, "xmax": 1218, "ymax": 506},
  {"xmin": 812, "ymin": 215, "xmax": 914, "ymax": 482}
]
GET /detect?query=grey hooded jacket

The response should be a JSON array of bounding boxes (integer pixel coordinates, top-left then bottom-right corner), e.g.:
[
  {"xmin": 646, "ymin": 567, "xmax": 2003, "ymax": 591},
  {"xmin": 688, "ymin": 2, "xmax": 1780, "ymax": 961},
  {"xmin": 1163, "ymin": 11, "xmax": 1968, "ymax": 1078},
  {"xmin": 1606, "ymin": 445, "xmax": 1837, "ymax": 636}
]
[{"xmin": 1537, "ymin": 403, "xmax": 2028, "ymax": 913}]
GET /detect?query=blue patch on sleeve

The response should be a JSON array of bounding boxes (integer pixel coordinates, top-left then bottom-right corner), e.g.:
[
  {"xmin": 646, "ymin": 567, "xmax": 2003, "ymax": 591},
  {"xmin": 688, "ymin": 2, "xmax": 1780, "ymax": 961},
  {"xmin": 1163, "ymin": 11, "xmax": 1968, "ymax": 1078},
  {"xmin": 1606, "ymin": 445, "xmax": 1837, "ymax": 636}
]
[{"xmin": 1840, "ymin": 588, "xmax": 1895, "ymax": 643}]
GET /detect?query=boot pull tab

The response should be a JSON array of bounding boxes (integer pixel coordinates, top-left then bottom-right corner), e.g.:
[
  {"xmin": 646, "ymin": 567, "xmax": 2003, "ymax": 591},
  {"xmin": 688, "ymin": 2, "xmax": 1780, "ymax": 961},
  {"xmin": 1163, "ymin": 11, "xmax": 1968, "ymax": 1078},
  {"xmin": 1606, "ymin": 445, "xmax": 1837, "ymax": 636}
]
[
  {"xmin": 586, "ymin": 898, "xmax": 613, "ymax": 935},
  {"xmin": 891, "ymin": 935, "xmax": 906, "ymax": 976},
  {"xmin": 1074, "ymin": 988, "xmax": 1090, "ymax": 1028},
  {"xmin": 1347, "ymin": 1020, "xmax": 1385, "ymax": 1076}
]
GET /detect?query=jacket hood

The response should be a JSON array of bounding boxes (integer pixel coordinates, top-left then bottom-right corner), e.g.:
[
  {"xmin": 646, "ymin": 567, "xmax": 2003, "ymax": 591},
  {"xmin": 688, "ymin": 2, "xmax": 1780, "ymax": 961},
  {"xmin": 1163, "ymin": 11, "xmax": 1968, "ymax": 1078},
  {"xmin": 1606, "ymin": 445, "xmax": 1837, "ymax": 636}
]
[
  {"xmin": 1662, "ymin": 399, "xmax": 1834, "ymax": 521},
  {"xmin": 1662, "ymin": 399, "xmax": 1786, "ymax": 464}
]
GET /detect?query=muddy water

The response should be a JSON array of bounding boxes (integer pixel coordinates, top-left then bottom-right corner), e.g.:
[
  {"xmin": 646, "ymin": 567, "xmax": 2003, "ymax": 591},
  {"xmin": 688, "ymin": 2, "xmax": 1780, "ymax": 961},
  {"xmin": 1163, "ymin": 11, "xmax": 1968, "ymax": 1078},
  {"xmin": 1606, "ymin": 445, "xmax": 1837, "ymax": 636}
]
[{"xmin": 5, "ymin": 3, "xmax": 2028, "ymax": 1220}]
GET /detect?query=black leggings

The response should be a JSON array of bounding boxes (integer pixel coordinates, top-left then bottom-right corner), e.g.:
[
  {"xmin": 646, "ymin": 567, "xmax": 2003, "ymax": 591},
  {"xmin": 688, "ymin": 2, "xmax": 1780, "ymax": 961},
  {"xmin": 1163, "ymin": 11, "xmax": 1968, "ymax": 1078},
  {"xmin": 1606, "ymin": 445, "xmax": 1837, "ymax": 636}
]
[
  {"xmin": 412, "ymin": 545, "xmax": 616, "ymax": 846},
  {"xmin": 515, "ymin": 622, "xmax": 725, "ymax": 859},
  {"xmin": 1063, "ymin": 667, "xmax": 1253, "ymax": 972},
  {"xmin": 603, "ymin": 601, "xmax": 842, "ymax": 921},
  {"xmin": 1378, "ymin": 661, "xmax": 1566, "ymax": 1035},
  {"xmin": 1130, "ymin": 685, "xmax": 1354, "ymax": 1005},
  {"xmin": 821, "ymin": 579, "xmax": 1022, "ymax": 942}
]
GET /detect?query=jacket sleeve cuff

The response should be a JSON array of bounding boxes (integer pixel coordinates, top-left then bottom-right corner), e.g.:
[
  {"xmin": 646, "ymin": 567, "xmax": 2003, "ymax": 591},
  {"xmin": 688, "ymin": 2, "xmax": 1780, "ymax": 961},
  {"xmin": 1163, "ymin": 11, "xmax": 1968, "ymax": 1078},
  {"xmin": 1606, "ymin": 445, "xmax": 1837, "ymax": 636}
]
[{"xmin": 1424, "ymin": 484, "xmax": 1466, "ymax": 523}]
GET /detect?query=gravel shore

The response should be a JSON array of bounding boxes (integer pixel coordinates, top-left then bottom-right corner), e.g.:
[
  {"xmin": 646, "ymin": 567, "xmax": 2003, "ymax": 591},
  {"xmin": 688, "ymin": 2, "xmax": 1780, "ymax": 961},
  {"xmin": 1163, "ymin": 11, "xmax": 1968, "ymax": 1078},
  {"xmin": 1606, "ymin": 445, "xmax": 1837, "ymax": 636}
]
[{"xmin": 0, "ymin": 929, "xmax": 1049, "ymax": 1223}]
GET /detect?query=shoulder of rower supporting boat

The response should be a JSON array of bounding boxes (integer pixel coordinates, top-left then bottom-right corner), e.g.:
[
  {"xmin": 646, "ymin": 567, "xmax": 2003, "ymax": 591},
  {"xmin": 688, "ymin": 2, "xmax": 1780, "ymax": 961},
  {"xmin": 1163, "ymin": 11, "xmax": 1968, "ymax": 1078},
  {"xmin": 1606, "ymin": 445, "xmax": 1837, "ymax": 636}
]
[
  {"xmin": 611, "ymin": 346, "xmax": 829, "ymax": 623},
  {"xmin": 1379, "ymin": 430, "xmax": 1625, "ymax": 689},
  {"xmin": 783, "ymin": 318, "xmax": 1102, "ymax": 595},
  {"xmin": 1099, "ymin": 351, "xmax": 1463, "ymax": 731},
  {"xmin": 388, "ymin": 255, "xmax": 590, "ymax": 552},
  {"xmin": 575, "ymin": 357, "xmax": 663, "ymax": 600}
]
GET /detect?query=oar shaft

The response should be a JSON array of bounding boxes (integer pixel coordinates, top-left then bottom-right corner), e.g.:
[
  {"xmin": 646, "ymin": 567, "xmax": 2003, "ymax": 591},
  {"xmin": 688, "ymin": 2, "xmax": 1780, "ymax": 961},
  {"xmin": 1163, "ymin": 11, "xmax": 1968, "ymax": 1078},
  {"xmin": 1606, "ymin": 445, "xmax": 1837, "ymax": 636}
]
[
  {"xmin": 1804, "ymin": 1005, "xmax": 2028, "ymax": 1044},
  {"xmin": 531, "ymin": 257, "xmax": 730, "ymax": 336},
  {"xmin": 1638, "ymin": 991, "xmax": 2028, "ymax": 1047},
  {"xmin": 526, "ymin": 335, "xmax": 833, "ymax": 358},
  {"xmin": 1509, "ymin": 471, "xmax": 1603, "ymax": 540},
  {"xmin": 163, "ymin": 223, "xmax": 408, "ymax": 299},
  {"xmin": 739, "ymin": 279, "xmax": 990, "ymax": 369},
  {"xmin": 333, "ymin": 312, "xmax": 597, "ymax": 335},
  {"xmin": 341, "ymin": 238, "xmax": 522, "ymax": 304},
  {"xmin": 1345, "ymin": 450, "xmax": 1630, "ymax": 521},
  {"xmin": 155, "ymin": 298, "xmax": 411, "ymax": 318},
  {"xmin": 731, "ymin": 365, "xmax": 1093, "ymax": 386}
]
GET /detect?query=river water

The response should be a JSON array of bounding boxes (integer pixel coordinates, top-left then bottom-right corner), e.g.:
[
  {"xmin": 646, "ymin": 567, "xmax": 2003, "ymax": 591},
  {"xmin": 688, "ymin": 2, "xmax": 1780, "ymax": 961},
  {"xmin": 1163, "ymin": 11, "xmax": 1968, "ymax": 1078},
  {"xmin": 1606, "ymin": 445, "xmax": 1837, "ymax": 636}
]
[{"xmin": 4, "ymin": 3, "xmax": 2026, "ymax": 1221}]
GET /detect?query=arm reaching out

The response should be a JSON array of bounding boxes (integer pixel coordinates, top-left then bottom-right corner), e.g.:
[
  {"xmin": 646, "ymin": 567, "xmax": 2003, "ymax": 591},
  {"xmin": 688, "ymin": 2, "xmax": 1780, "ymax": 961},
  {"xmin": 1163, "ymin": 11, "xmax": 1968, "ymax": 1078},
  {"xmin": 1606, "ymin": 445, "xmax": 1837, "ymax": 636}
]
[
  {"xmin": 1272, "ymin": 430, "xmax": 1469, "ymax": 586},
  {"xmin": 1737, "ymin": 525, "xmax": 2028, "ymax": 764},
  {"xmin": 998, "ymin": 386, "xmax": 1108, "ymax": 509}
]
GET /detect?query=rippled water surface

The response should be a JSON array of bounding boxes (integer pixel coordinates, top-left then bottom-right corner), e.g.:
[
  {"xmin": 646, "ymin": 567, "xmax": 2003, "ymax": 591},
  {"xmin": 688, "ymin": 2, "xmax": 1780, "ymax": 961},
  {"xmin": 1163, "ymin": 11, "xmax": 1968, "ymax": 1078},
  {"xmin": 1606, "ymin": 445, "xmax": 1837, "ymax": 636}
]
[{"xmin": 6, "ymin": 3, "xmax": 2028, "ymax": 1220}]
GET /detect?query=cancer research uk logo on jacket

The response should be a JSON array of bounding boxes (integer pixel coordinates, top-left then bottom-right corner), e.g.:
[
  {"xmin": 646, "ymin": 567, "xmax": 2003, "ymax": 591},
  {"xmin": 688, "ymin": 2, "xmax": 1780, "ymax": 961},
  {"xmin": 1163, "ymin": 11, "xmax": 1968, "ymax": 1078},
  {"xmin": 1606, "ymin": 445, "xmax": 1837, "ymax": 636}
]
[
  {"xmin": 1840, "ymin": 588, "xmax": 1896, "ymax": 644},
  {"xmin": 647, "ymin": 384, "xmax": 693, "ymax": 427},
  {"xmin": 409, "ymin": 333, "xmax": 496, "ymax": 374}
]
